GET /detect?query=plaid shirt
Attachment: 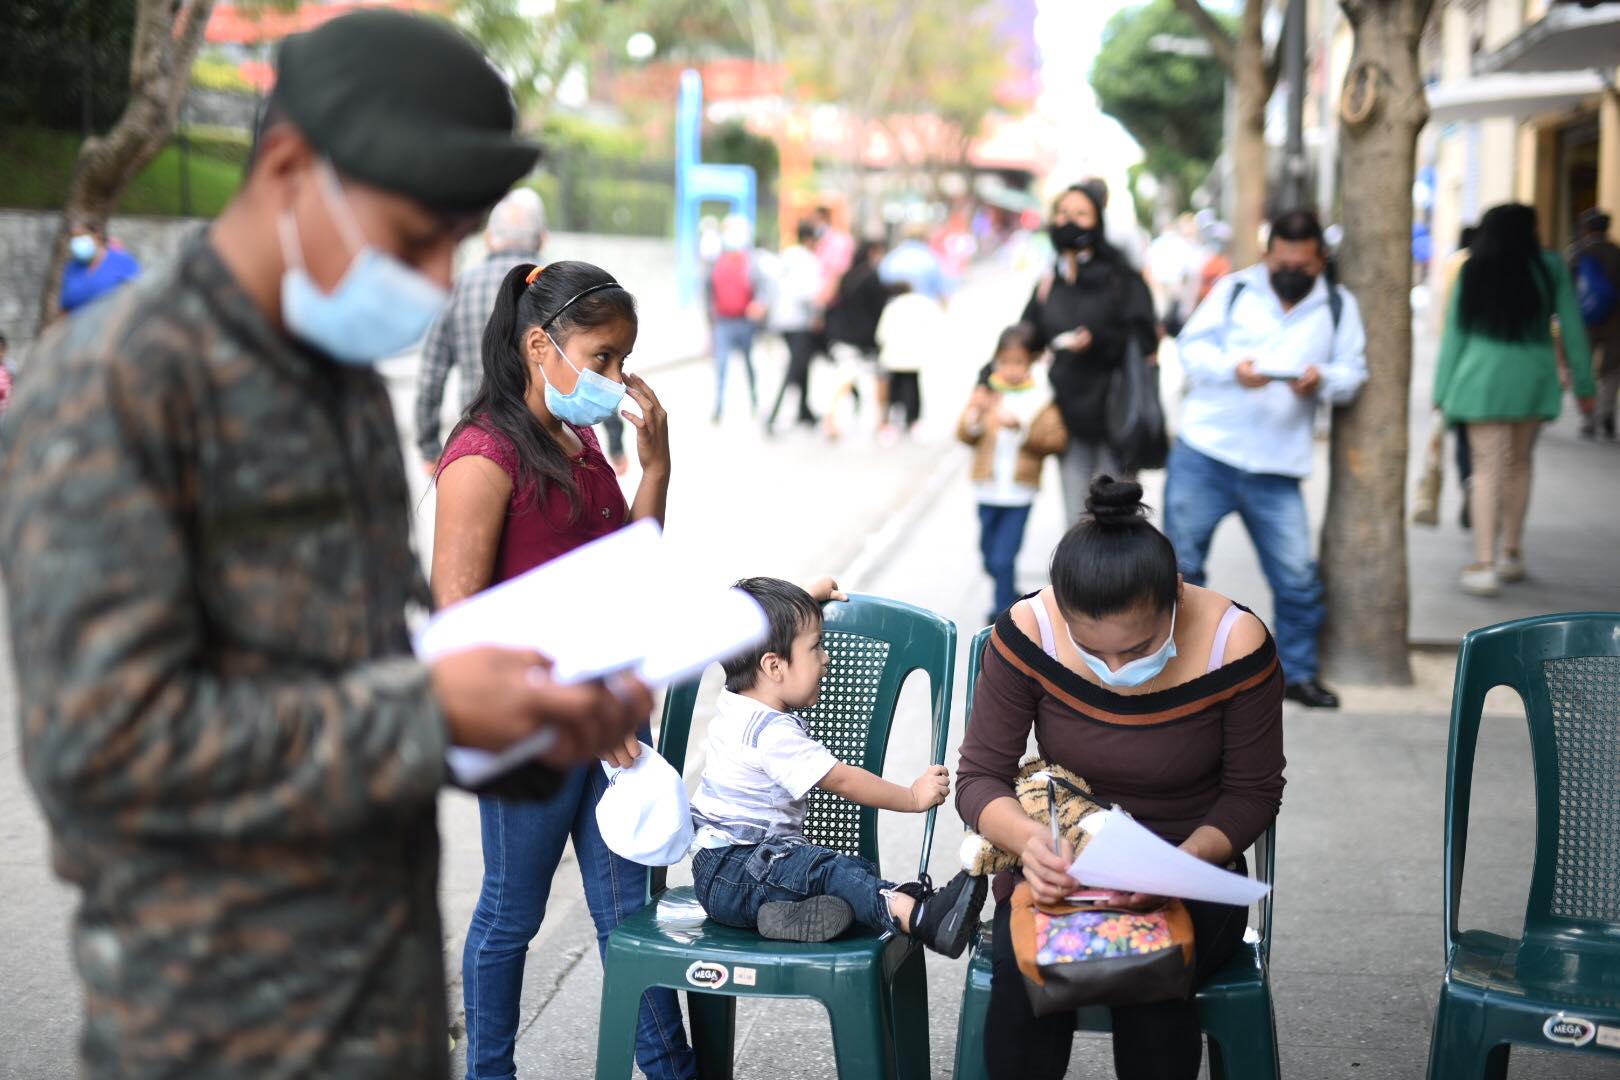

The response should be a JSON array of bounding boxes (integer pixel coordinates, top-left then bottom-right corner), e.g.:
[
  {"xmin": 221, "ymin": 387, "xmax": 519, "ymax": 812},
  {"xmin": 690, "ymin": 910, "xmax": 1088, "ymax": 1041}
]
[{"xmin": 415, "ymin": 250, "xmax": 539, "ymax": 460}]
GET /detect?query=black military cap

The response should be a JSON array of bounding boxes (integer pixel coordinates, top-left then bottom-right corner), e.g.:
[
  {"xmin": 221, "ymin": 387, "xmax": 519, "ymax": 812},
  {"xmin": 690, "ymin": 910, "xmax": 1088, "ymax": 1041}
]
[{"xmin": 273, "ymin": 10, "xmax": 541, "ymax": 212}]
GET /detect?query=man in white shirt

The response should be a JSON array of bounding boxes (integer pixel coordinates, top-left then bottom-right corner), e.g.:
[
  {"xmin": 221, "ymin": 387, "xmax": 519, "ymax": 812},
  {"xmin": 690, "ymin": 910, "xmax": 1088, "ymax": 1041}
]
[{"xmin": 1166, "ymin": 209, "xmax": 1368, "ymax": 709}]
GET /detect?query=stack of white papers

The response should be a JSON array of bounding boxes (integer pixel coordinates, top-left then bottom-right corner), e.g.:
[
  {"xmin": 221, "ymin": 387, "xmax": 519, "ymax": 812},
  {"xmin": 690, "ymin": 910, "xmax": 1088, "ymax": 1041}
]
[
  {"xmin": 1067, "ymin": 809, "xmax": 1271, "ymax": 906},
  {"xmin": 417, "ymin": 519, "xmax": 769, "ymax": 785}
]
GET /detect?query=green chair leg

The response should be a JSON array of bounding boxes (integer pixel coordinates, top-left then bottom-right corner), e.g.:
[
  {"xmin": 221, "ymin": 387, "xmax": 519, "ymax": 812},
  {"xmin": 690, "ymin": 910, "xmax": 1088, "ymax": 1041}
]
[
  {"xmin": 1426, "ymin": 985, "xmax": 1510, "ymax": 1080},
  {"xmin": 687, "ymin": 992, "xmax": 737, "ymax": 1080},
  {"xmin": 826, "ymin": 973, "xmax": 900, "ymax": 1079},
  {"xmin": 889, "ymin": 946, "xmax": 931, "ymax": 1080},
  {"xmin": 593, "ymin": 965, "xmax": 647, "ymax": 1079},
  {"xmin": 951, "ymin": 952, "xmax": 992, "ymax": 1080},
  {"xmin": 1204, "ymin": 988, "xmax": 1280, "ymax": 1080}
]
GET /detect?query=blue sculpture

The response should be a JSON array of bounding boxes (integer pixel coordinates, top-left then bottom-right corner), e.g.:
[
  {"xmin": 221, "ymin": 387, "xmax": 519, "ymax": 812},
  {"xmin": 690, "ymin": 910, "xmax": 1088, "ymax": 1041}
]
[{"xmin": 675, "ymin": 69, "xmax": 757, "ymax": 304}]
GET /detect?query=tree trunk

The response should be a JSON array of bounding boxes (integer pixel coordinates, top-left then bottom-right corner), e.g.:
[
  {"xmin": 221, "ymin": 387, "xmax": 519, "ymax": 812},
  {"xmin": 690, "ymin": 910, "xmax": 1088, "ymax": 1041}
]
[
  {"xmin": 1172, "ymin": 0, "xmax": 1275, "ymax": 268},
  {"xmin": 37, "ymin": 0, "xmax": 217, "ymax": 330},
  {"xmin": 1228, "ymin": 7, "xmax": 1269, "ymax": 269},
  {"xmin": 1319, "ymin": 0, "xmax": 1434, "ymax": 685}
]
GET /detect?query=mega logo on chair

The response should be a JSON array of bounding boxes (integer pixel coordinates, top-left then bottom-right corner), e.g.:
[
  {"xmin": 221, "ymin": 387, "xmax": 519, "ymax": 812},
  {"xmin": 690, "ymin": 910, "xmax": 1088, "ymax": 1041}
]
[
  {"xmin": 1543, "ymin": 1014, "xmax": 1596, "ymax": 1047},
  {"xmin": 686, "ymin": 961, "xmax": 729, "ymax": 990}
]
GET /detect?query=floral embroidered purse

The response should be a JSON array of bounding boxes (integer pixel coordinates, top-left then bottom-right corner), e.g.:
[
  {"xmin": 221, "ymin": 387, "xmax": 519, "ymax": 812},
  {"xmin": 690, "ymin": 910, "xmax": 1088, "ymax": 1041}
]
[
  {"xmin": 1008, "ymin": 882, "xmax": 1195, "ymax": 1015},
  {"xmin": 1007, "ymin": 774, "xmax": 1195, "ymax": 1015}
]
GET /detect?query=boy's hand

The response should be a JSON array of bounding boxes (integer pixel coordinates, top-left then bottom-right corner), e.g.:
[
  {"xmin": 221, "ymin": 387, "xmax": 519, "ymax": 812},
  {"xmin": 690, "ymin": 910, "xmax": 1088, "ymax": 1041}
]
[
  {"xmin": 909, "ymin": 765, "xmax": 950, "ymax": 812},
  {"xmin": 803, "ymin": 576, "xmax": 849, "ymax": 604}
]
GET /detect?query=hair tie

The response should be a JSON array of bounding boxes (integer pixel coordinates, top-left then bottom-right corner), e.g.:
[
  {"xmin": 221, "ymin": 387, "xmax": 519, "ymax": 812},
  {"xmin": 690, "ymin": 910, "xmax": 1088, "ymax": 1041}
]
[{"xmin": 524, "ymin": 265, "xmax": 544, "ymax": 286}]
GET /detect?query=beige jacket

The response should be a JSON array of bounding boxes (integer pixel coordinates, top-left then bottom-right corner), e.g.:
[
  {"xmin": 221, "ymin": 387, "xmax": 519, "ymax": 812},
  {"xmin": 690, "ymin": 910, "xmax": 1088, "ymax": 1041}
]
[{"xmin": 956, "ymin": 394, "xmax": 1068, "ymax": 489}]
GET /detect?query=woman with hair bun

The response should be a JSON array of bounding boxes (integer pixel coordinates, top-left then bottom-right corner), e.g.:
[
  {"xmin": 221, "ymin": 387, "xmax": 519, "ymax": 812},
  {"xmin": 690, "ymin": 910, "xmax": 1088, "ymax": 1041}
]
[
  {"xmin": 431, "ymin": 259, "xmax": 696, "ymax": 1080},
  {"xmin": 955, "ymin": 476, "xmax": 1285, "ymax": 1080}
]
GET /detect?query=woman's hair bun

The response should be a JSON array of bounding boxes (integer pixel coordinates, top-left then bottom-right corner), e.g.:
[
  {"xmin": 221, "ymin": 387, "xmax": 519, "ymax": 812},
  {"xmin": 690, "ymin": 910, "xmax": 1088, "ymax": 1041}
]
[{"xmin": 1085, "ymin": 476, "xmax": 1148, "ymax": 526}]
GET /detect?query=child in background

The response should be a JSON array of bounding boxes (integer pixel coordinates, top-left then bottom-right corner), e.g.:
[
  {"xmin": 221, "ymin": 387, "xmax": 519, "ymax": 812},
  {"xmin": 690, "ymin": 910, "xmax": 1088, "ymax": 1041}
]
[
  {"xmin": 690, "ymin": 576, "xmax": 986, "ymax": 953},
  {"xmin": 874, "ymin": 282, "xmax": 945, "ymax": 443},
  {"xmin": 958, "ymin": 324, "xmax": 1067, "ymax": 625}
]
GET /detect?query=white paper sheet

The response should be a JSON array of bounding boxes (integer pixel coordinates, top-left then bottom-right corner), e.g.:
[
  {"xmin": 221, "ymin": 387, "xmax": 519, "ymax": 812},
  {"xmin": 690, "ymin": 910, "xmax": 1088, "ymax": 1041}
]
[
  {"xmin": 418, "ymin": 520, "xmax": 769, "ymax": 785},
  {"xmin": 1067, "ymin": 809, "xmax": 1271, "ymax": 906}
]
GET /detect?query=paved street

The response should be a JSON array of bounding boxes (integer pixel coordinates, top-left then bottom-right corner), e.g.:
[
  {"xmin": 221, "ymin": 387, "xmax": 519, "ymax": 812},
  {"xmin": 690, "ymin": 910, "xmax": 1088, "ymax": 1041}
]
[{"xmin": 3, "ymin": 247, "xmax": 1620, "ymax": 1077}]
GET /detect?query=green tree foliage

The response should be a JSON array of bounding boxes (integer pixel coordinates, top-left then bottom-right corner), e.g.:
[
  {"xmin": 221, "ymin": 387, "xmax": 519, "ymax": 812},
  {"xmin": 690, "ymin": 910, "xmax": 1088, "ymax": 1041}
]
[
  {"xmin": 1090, "ymin": 0, "xmax": 1229, "ymax": 208},
  {"xmin": 1, "ymin": 1, "xmax": 138, "ymax": 132}
]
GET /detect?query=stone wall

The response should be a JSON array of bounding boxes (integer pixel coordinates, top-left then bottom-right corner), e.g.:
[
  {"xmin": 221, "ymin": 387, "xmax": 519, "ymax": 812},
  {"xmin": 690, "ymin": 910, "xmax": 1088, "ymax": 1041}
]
[{"xmin": 0, "ymin": 211, "xmax": 205, "ymax": 347}]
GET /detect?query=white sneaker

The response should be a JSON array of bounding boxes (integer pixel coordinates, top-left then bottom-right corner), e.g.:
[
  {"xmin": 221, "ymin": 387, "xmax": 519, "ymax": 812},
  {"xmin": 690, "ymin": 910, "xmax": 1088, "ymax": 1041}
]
[
  {"xmin": 1497, "ymin": 553, "xmax": 1526, "ymax": 583},
  {"xmin": 1460, "ymin": 565, "xmax": 1501, "ymax": 596}
]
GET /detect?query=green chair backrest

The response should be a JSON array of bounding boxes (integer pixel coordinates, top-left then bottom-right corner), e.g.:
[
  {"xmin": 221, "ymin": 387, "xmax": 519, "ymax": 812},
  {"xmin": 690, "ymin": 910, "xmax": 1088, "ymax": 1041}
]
[
  {"xmin": 1443, "ymin": 612, "xmax": 1620, "ymax": 953},
  {"xmin": 962, "ymin": 624, "xmax": 1276, "ymax": 957},
  {"xmin": 656, "ymin": 593, "xmax": 956, "ymax": 890}
]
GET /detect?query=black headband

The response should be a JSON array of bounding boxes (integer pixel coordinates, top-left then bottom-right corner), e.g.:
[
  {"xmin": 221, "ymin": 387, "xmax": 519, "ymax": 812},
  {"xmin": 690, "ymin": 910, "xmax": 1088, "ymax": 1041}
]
[{"xmin": 539, "ymin": 280, "xmax": 623, "ymax": 329}]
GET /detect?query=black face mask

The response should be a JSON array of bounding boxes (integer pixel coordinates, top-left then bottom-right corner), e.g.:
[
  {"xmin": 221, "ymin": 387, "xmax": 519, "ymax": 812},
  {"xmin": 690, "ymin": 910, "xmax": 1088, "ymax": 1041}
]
[
  {"xmin": 1049, "ymin": 222, "xmax": 1096, "ymax": 253},
  {"xmin": 1270, "ymin": 267, "xmax": 1316, "ymax": 303}
]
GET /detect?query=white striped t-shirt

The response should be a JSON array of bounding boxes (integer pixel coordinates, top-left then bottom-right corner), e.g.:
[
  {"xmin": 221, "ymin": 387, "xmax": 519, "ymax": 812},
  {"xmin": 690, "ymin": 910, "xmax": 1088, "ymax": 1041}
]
[{"xmin": 690, "ymin": 689, "xmax": 839, "ymax": 849}]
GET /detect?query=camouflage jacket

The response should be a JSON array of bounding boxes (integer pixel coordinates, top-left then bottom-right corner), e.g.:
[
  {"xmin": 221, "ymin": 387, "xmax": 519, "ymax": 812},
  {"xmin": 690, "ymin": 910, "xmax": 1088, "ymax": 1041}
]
[{"xmin": 0, "ymin": 236, "xmax": 455, "ymax": 1079}]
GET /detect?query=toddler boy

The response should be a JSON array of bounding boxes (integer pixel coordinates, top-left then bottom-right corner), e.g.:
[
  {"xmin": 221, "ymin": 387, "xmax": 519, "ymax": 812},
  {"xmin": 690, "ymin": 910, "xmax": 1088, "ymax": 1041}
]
[{"xmin": 690, "ymin": 577, "xmax": 985, "ymax": 954}]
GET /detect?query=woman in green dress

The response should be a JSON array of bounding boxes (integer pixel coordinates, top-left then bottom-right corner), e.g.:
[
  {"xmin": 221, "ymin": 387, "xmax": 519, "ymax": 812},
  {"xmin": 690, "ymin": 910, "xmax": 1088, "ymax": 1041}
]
[{"xmin": 1433, "ymin": 203, "xmax": 1595, "ymax": 596}]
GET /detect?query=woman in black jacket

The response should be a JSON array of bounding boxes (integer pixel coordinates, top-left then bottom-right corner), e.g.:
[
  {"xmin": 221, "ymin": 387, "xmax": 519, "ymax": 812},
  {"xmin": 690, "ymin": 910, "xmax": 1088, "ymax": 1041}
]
[
  {"xmin": 823, "ymin": 239, "xmax": 889, "ymax": 438},
  {"xmin": 1020, "ymin": 182, "xmax": 1158, "ymax": 520}
]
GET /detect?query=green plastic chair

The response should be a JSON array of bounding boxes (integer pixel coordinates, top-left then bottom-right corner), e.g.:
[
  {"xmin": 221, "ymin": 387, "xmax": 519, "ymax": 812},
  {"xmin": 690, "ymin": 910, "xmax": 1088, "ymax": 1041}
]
[
  {"xmin": 594, "ymin": 594, "xmax": 957, "ymax": 1080},
  {"xmin": 1426, "ymin": 612, "xmax": 1620, "ymax": 1078},
  {"xmin": 950, "ymin": 625, "xmax": 1281, "ymax": 1080}
]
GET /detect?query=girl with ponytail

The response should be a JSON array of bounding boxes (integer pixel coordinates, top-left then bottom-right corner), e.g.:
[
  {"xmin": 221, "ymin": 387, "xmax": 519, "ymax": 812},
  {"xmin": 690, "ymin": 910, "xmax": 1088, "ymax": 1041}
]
[
  {"xmin": 955, "ymin": 476, "xmax": 1284, "ymax": 1080},
  {"xmin": 430, "ymin": 260, "xmax": 695, "ymax": 1080}
]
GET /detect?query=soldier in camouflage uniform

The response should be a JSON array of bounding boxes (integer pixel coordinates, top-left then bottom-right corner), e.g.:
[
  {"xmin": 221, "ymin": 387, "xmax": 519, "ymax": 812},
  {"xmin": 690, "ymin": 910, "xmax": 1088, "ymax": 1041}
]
[{"xmin": 0, "ymin": 12, "xmax": 649, "ymax": 1079}]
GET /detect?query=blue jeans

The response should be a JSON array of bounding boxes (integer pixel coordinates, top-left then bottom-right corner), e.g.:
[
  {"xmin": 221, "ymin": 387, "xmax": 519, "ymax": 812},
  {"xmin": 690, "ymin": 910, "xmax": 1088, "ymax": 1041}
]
[
  {"xmin": 711, "ymin": 318, "xmax": 758, "ymax": 418},
  {"xmin": 462, "ymin": 759, "xmax": 696, "ymax": 1080},
  {"xmin": 691, "ymin": 838, "xmax": 901, "ymax": 935},
  {"xmin": 978, "ymin": 503, "xmax": 1033, "ymax": 618},
  {"xmin": 1163, "ymin": 440, "xmax": 1324, "ymax": 683}
]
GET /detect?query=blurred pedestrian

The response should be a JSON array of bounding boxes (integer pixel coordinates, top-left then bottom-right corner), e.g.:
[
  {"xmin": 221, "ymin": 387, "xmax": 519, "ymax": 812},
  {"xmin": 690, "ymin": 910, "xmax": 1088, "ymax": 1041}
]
[
  {"xmin": 1435, "ymin": 203, "xmax": 1594, "ymax": 596},
  {"xmin": 1196, "ymin": 222, "xmax": 1233, "ymax": 303},
  {"xmin": 1568, "ymin": 207, "xmax": 1620, "ymax": 440},
  {"xmin": 1167, "ymin": 209, "xmax": 1367, "ymax": 710},
  {"xmin": 416, "ymin": 187, "xmax": 552, "ymax": 476},
  {"xmin": 957, "ymin": 323, "xmax": 1066, "ymax": 624},
  {"xmin": 1147, "ymin": 213, "xmax": 1202, "ymax": 337},
  {"xmin": 880, "ymin": 221, "xmax": 950, "ymax": 301},
  {"xmin": 706, "ymin": 214, "xmax": 766, "ymax": 423},
  {"xmin": 0, "ymin": 12, "xmax": 650, "ymax": 1079},
  {"xmin": 59, "ymin": 218, "xmax": 141, "ymax": 313},
  {"xmin": 822, "ymin": 239, "xmax": 889, "ymax": 439},
  {"xmin": 1018, "ymin": 181, "xmax": 1157, "ymax": 517},
  {"xmin": 764, "ymin": 218, "xmax": 824, "ymax": 433},
  {"xmin": 0, "ymin": 332, "xmax": 11, "ymax": 415},
  {"xmin": 874, "ymin": 282, "xmax": 944, "ymax": 440},
  {"xmin": 812, "ymin": 203, "xmax": 855, "ymax": 308},
  {"xmin": 431, "ymin": 259, "xmax": 695, "ymax": 1080}
]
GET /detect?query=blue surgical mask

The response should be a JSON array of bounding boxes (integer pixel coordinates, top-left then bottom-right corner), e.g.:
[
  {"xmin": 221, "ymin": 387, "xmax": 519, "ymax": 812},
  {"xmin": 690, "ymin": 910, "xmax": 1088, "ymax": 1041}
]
[
  {"xmin": 1066, "ymin": 605, "xmax": 1178, "ymax": 689},
  {"xmin": 540, "ymin": 330, "xmax": 625, "ymax": 426},
  {"xmin": 70, "ymin": 235, "xmax": 97, "ymax": 263},
  {"xmin": 277, "ymin": 162, "xmax": 448, "ymax": 365}
]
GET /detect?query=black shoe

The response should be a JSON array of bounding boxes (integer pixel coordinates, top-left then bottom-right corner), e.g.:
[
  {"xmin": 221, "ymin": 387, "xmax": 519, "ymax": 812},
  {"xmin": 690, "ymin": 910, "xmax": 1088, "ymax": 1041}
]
[
  {"xmin": 757, "ymin": 895, "xmax": 854, "ymax": 942},
  {"xmin": 901, "ymin": 870, "xmax": 987, "ymax": 959},
  {"xmin": 1605, "ymin": 418, "xmax": 1617, "ymax": 441},
  {"xmin": 1284, "ymin": 679, "xmax": 1340, "ymax": 710}
]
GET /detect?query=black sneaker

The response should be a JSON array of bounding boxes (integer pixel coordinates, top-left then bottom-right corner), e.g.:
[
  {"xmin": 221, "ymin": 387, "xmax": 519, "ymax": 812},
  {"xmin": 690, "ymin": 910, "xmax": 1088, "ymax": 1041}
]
[
  {"xmin": 1285, "ymin": 679, "xmax": 1340, "ymax": 709},
  {"xmin": 900, "ymin": 871, "xmax": 987, "ymax": 959},
  {"xmin": 757, "ymin": 896, "xmax": 854, "ymax": 943}
]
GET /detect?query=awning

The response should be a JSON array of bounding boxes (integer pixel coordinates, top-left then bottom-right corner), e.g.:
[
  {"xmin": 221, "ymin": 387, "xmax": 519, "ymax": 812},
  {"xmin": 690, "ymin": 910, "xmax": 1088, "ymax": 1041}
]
[
  {"xmin": 1426, "ymin": 71, "xmax": 1609, "ymax": 124},
  {"xmin": 1474, "ymin": 5, "xmax": 1620, "ymax": 75}
]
